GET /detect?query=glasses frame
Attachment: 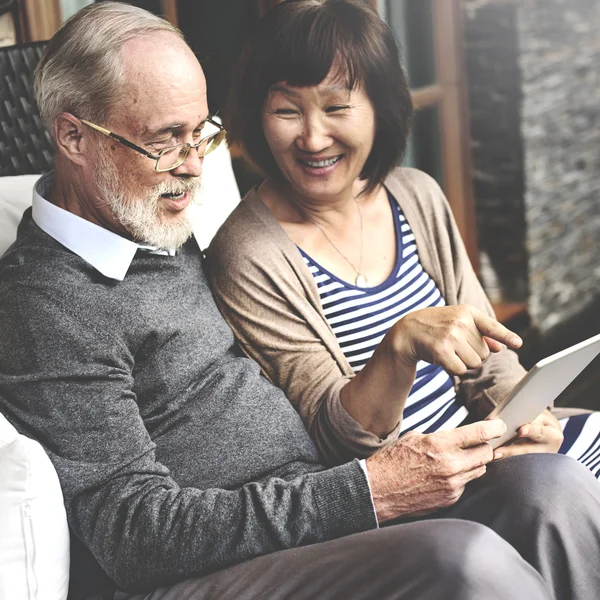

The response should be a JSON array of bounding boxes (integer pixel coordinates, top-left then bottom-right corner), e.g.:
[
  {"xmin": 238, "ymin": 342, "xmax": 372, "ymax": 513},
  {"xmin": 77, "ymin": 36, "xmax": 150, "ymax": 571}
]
[{"xmin": 79, "ymin": 116, "xmax": 226, "ymax": 172}]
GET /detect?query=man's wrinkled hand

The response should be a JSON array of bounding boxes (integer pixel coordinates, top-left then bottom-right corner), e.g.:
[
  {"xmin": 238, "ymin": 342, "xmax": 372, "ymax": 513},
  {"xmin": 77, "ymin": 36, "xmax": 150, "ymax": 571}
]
[{"xmin": 366, "ymin": 419, "xmax": 507, "ymax": 523}]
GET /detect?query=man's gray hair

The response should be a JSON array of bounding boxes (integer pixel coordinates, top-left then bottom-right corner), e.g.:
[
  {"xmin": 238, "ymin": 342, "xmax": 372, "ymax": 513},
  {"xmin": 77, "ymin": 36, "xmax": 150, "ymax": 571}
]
[{"xmin": 34, "ymin": 1, "xmax": 183, "ymax": 137}]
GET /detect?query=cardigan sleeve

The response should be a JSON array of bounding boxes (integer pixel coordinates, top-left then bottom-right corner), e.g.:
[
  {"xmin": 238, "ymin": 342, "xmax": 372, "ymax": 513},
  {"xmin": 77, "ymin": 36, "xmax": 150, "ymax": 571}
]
[
  {"xmin": 207, "ymin": 197, "xmax": 401, "ymax": 464},
  {"xmin": 411, "ymin": 171, "xmax": 528, "ymax": 419}
]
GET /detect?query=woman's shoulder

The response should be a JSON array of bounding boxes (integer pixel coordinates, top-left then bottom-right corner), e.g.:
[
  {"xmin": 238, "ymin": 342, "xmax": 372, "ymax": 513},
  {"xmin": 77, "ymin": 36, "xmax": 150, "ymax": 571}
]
[
  {"xmin": 385, "ymin": 167, "xmax": 448, "ymax": 209},
  {"xmin": 206, "ymin": 187, "xmax": 296, "ymax": 276}
]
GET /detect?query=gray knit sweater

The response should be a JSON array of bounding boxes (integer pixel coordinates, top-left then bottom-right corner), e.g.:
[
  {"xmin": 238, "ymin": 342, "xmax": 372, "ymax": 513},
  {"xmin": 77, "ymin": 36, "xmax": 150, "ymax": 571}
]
[{"xmin": 0, "ymin": 211, "xmax": 376, "ymax": 596}]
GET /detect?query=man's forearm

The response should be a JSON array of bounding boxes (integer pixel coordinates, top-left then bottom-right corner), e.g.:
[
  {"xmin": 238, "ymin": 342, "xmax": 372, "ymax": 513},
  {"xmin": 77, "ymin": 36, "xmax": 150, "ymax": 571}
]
[{"xmin": 68, "ymin": 456, "xmax": 376, "ymax": 593}]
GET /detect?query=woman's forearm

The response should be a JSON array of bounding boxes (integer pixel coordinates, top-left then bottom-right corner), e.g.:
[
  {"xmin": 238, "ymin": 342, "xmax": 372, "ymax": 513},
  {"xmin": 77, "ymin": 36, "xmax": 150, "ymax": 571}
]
[{"xmin": 339, "ymin": 332, "xmax": 417, "ymax": 438}]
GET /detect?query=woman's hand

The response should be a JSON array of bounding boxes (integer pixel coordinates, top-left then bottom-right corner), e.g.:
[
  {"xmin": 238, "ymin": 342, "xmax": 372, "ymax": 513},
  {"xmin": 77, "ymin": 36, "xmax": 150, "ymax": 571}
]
[
  {"xmin": 341, "ymin": 304, "xmax": 521, "ymax": 439},
  {"xmin": 389, "ymin": 304, "xmax": 523, "ymax": 375},
  {"xmin": 493, "ymin": 410, "xmax": 564, "ymax": 459}
]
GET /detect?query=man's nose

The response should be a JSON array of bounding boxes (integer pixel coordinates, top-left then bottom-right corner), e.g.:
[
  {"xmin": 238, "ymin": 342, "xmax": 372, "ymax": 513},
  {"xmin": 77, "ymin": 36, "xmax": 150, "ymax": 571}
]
[{"xmin": 171, "ymin": 148, "xmax": 204, "ymax": 178}]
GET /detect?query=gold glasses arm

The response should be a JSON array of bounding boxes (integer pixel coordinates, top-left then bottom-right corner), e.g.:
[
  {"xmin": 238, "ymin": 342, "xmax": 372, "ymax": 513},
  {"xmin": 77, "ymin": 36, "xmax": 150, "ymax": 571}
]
[
  {"xmin": 80, "ymin": 119, "xmax": 111, "ymax": 137},
  {"xmin": 79, "ymin": 118, "xmax": 161, "ymax": 160}
]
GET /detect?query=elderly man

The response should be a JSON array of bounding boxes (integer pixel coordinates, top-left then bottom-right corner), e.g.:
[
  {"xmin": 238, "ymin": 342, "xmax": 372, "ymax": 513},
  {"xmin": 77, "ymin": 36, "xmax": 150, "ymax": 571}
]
[{"xmin": 0, "ymin": 3, "xmax": 599, "ymax": 600}]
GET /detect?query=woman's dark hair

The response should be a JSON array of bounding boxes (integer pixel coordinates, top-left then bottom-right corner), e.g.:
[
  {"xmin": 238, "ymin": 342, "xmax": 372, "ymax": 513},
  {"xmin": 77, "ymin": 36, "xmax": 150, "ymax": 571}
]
[{"xmin": 226, "ymin": 0, "xmax": 413, "ymax": 194}]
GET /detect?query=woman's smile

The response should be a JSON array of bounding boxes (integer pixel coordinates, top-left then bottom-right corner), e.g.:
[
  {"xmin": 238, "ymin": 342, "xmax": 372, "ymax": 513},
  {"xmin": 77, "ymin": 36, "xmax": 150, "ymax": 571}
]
[
  {"xmin": 297, "ymin": 154, "xmax": 344, "ymax": 175},
  {"xmin": 262, "ymin": 71, "xmax": 376, "ymax": 204}
]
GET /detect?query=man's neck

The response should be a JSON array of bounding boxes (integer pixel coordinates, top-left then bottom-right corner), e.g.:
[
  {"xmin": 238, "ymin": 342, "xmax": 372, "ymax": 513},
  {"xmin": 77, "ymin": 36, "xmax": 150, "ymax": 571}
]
[{"xmin": 48, "ymin": 166, "xmax": 133, "ymax": 240}]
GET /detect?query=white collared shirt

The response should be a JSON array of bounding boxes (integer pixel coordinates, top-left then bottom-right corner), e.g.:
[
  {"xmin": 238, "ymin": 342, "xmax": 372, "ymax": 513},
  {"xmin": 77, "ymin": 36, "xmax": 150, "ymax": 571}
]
[{"xmin": 31, "ymin": 172, "xmax": 175, "ymax": 281}]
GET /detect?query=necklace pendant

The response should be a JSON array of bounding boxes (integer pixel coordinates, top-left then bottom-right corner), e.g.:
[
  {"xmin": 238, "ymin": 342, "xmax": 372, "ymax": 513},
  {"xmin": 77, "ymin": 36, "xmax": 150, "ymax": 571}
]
[{"xmin": 355, "ymin": 273, "xmax": 368, "ymax": 288}]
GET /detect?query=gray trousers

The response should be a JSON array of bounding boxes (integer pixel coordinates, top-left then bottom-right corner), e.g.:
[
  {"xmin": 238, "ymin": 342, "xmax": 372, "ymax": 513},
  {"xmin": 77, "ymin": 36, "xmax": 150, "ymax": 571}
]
[{"xmin": 118, "ymin": 454, "xmax": 600, "ymax": 600}]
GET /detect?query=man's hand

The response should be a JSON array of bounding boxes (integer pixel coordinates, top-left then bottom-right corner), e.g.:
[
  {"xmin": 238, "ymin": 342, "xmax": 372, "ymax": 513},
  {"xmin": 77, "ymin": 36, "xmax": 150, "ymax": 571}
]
[
  {"xmin": 366, "ymin": 420, "xmax": 507, "ymax": 523},
  {"xmin": 494, "ymin": 410, "xmax": 563, "ymax": 459},
  {"xmin": 389, "ymin": 304, "xmax": 523, "ymax": 375}
]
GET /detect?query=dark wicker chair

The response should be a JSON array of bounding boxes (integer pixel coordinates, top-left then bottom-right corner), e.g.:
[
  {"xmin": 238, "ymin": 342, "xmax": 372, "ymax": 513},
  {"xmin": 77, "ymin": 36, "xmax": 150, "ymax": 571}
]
[{"xmin": 0, "ymin": 41, "xmax": 54, "ymax": 177}]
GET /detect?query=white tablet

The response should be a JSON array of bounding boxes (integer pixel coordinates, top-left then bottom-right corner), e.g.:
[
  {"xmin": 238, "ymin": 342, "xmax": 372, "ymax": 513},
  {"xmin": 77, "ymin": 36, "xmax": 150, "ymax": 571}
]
[{"xmin": 488, "ymin": 332, "xmax": 600, "ymax": 449}]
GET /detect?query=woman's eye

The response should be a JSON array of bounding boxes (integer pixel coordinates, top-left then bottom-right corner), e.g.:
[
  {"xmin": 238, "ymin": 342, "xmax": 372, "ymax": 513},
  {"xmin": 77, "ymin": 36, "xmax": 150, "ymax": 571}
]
[
  {"xmin": 326, "ymin": 105, "xmax": 350, "ymax": 113},
  {"xmin": 274, "ymin": 108, "xmax": 298, "ymax": 116}
]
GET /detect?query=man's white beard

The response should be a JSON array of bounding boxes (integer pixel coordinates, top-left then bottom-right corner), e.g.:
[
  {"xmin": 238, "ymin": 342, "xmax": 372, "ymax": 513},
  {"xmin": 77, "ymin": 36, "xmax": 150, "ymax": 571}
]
[{"xmin": 94, "ymin": 150, "xmax": 200, "ymax": 250}]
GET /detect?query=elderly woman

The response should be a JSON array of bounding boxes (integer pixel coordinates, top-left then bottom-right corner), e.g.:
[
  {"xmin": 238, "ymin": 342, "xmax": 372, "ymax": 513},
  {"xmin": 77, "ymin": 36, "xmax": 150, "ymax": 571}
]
[{"xmin": 208, "ymin": 0, "xmax": 599, "ymax": 472}]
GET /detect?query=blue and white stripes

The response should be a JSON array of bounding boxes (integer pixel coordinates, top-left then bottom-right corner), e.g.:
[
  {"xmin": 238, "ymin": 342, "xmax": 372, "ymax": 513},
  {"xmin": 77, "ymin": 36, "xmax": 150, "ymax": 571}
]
[
  {"xmin": 300, "ymin": 194, "xmax": 469, "ymax": 435},
  {"xmin": 300, "ymin": 192, "xmax": 600, "ymax": 480},
  {"xmin": 559, "ymin": 413, "xmax": 600, "ymax": 478}
]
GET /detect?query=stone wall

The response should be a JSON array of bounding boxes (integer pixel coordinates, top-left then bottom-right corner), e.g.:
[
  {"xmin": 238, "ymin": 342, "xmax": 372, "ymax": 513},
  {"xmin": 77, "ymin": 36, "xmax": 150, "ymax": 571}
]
[
  {"xmin": 463, "ymin": 0, "xmax": 528, "ymax": 305},
  {"xmin": 463, "ymin": 0, "xmax": 600, "ymax": 333},
  {"xmin": 518, "ymin": 0, "xmax": 600, "ymax": 331}
]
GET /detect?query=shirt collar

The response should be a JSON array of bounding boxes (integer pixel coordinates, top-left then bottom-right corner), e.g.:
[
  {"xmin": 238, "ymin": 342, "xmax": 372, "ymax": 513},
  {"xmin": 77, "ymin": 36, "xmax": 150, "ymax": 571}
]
[{"xmin": 31, "ymin": 172, "xmax": 175, "ymax": 281}]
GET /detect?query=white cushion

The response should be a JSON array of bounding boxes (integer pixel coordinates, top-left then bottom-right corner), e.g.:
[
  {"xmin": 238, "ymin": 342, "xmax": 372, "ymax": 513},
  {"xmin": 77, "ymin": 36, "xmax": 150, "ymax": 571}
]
[
  {"xmin": 0, "ymin": 144, "xmax": 241, "ymax": 257},
  {"xmin": 0, "ymin": 413, "xmax": 70, "ymax": 600},
  {"xmin": 0, "ymin": 174, "xmax": 42, "ymax": 256},
  {"xmin": 190, "ymin": 142, "xmax": 242, "ymax": 250}
]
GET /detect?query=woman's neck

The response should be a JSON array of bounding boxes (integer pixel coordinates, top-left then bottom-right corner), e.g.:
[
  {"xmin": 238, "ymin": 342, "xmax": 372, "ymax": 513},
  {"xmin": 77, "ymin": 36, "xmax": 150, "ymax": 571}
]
[{"xmin": 259, "ymin": 177, "xmax": 373, "ymax": 228}]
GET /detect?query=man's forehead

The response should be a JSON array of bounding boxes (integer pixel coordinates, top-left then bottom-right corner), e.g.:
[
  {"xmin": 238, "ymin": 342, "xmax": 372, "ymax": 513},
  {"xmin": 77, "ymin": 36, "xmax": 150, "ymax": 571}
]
[
  {"xmin": 120, "ymin": 32, "xmax": 203, "ymax": 83},
  {"xmin": 113, "ymin": 33, "xmax": 207, "ymax": 132}
]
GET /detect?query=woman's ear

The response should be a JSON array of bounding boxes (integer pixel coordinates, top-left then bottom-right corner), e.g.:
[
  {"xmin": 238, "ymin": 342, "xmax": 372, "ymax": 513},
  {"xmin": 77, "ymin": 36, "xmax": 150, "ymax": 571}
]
[{"xmin": 53, "ymin": 113, "xmax": 90, "ymax": 167}]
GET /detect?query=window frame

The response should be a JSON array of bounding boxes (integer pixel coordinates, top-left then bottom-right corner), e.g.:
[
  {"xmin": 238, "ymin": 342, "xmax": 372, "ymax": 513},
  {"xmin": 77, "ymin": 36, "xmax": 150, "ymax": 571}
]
[{"xmin": 368, "ymin": 0, "xmax": 478, "ymax": 271}]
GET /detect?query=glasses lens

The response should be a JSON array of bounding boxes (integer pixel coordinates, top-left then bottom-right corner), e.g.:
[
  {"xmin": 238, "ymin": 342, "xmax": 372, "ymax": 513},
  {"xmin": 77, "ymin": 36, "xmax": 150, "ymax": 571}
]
[
  {"xmin": 199, "ymin": 132, "xmax": 225, "ymax": 157},
  {"xmin": 154, "ymin": 122, "xmax": 225, "ymax": 171},
  {"xmin": 156, "ymin": 145, "xmax": 189, "ymax": 171},
  {"xmin": 198, "ymin": 121, "xmax": 225, "ymax": 157}
]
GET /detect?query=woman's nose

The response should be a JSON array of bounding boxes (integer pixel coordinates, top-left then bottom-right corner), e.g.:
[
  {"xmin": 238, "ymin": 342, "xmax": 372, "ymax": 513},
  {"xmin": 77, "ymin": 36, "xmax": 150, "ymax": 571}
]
[{"xmin": 296, "ymin": 115, "xmax": 332, "ymax": 153}]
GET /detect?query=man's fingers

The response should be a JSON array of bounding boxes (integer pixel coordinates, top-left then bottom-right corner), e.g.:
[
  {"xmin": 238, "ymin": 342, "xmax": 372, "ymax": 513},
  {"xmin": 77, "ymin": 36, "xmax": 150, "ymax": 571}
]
[
  {"xmin": 494, "ymin": 443, "xmax": 545, "ymax": 459},
  {"xmin": 451, "ymin": 419, "xmax": 507, "ymax": 449},
  {"xmin": 460, "ymin": 442, "xmax": 494, "ymax": 469},
  {"xmin": 463, "ymin": 464, "xmax": 487, "ymax": 485},
  {"xmin": 468, "ymin": 307, "xmax": 522, "ymax": 349}
]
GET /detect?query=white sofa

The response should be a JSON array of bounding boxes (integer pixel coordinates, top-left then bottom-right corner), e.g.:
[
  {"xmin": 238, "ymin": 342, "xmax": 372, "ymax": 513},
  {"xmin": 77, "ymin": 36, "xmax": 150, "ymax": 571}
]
[{"xmin": 0, "ymin": 145, "xmax": 242, "ymax": 599}]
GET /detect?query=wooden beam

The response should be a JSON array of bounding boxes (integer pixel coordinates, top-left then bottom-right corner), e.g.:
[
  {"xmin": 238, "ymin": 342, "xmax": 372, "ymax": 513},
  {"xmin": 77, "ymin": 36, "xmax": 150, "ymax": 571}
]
[
  {"xmin": 161, "ymin": 0, "xmax": 179, "ymax": 27},
  {"xmin": 432, "ymin": 0, "xmax": 479, "ymax": 271},
  {"xmin": 22, "ymin": 0, "xmax": 61, "ymax": 42},
  {"xmin": 411, "ymin": 84, "xmax": 444, "ymax": 110},
  {"xmin": 493, "ymin": 303, "xmax": 528, "ymax": 325}
]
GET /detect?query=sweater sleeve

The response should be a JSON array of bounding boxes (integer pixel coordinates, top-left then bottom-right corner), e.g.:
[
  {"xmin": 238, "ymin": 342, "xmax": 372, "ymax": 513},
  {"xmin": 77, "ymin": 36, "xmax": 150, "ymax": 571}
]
[
  {"xmin": 0, "ymin": 284, "xmax": 376, "ymax": 593},
  {"xmin": 207, "ymin": 199, "xmax": 401, "ymax": 464}
]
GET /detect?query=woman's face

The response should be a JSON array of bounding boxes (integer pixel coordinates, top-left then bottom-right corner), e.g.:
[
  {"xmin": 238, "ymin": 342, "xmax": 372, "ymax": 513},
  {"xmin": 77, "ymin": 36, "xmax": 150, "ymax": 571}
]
[{"xmin": 262, "ymin": 68, "xmax": 376, "ymax": 204}]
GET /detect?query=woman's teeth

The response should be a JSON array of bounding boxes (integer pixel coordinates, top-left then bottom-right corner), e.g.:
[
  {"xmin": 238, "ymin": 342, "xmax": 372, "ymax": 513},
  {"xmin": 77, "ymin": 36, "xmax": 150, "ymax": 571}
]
[{"xmin": 302, "ymin": 156, "xmax": 341, "ymax": 168}]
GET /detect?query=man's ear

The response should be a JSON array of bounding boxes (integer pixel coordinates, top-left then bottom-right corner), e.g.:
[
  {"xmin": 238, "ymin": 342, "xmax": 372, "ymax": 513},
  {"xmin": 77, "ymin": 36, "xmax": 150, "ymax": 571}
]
[{"xmin": 53, "ymin": 113, "xmax": 91, "ymax": 166}]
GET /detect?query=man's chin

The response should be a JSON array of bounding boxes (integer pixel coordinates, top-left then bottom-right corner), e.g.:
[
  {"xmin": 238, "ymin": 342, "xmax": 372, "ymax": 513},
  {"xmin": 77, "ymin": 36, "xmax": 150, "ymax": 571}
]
[{"xmin": 130, "ymin": 217, "xmax": 194, "ymax": 250}]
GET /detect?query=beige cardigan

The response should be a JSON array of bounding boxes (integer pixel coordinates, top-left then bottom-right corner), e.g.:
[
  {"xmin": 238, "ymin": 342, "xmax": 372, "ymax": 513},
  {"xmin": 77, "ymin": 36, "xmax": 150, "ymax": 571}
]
[{"xmin": 208, "ymin": 168, "xmax": 532, "ymax": 463}]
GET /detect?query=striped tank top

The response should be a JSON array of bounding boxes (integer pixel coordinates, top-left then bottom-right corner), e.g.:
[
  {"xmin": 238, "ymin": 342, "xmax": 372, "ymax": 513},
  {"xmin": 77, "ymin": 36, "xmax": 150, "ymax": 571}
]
[{"xmin": 299, "ymin": 192, "xmax": 469, "ymax": 435}]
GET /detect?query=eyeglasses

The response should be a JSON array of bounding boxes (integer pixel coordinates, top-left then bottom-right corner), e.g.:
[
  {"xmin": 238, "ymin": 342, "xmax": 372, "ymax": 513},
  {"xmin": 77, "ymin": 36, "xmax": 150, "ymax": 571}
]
[{"xmin": 79, "ymin": 116, "xmax": 226, "ymax": 172}]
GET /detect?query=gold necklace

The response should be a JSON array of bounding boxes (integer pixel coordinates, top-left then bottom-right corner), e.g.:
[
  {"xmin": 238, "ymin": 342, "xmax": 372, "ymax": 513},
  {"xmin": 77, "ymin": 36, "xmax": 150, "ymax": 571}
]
[{"xmin": 305, "ymin": 198, "xmax": 368, "ymax": 288}]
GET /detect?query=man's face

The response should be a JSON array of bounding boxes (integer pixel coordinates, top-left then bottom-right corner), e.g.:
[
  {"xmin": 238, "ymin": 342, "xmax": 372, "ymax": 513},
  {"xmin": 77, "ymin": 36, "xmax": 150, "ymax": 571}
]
[{"xmin": 91, "ymin": 33, "xmax": 208, "ymax": 249}]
